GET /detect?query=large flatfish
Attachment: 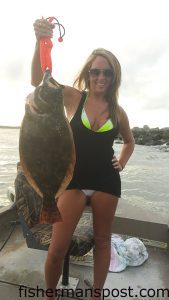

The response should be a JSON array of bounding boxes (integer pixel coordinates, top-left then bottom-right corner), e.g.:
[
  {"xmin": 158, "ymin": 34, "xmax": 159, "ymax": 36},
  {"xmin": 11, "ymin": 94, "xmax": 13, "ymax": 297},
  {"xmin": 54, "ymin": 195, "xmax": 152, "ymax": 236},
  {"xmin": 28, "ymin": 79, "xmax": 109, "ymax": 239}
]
[{"xmin": 19, "ymin": 70, "xmax": 76, "ymax": 224}]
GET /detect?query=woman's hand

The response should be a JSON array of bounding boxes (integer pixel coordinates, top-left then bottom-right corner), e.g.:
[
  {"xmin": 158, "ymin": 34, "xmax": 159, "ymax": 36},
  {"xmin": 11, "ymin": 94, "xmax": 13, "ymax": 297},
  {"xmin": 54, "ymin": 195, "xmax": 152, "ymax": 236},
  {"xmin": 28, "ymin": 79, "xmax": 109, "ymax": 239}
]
[
  {"xmin": 33, "ymin": 19, "xmax": 55, "ymax": 40},
  {"xmin": 112, "ymin": 155, "xmax": 124, "ymax": 172}
]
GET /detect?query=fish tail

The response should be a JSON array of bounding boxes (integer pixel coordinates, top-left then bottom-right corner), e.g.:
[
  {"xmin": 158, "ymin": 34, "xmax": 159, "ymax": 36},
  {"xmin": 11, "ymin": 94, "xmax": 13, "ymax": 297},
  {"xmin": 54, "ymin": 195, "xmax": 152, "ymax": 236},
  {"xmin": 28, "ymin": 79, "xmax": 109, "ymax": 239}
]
[{"xmin": 39, "ymin": 195, "xmax": 62, "ymax": 224}]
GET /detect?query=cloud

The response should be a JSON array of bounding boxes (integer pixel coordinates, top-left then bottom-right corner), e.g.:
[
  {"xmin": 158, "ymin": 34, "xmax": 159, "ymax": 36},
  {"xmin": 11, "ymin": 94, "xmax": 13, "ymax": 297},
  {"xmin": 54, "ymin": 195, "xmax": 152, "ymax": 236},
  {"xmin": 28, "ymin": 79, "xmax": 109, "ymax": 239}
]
[
  {"xmin": 120, "ymin": 35, "xmax": 169, "ymax": 112},
  {"xmin": 0, "ymin": 0, "xmax": 169, "ymax": 128},
  {"xmin": 0, "ymin": 59, "xmax": 26, "ymax": 81}
]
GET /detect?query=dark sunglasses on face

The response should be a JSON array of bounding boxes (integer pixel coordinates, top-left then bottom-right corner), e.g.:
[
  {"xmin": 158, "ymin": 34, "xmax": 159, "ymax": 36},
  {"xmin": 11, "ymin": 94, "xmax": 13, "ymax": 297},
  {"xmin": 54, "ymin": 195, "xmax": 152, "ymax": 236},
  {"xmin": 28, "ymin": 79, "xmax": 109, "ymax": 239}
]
[{"xmin": 88, "ymin": 68, "xmax": 114, "ymax": 78}]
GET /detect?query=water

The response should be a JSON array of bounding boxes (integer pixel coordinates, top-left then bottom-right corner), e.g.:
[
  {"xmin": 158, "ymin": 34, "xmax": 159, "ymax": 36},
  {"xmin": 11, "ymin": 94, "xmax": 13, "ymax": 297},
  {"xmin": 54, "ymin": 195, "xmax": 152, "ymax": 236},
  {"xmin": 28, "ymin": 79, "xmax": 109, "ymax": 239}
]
[
  {"xmin": 0, "ymin": 128, "xmax": 168, "ymax": 224},
  {"xmin": 0, "ymin": 128, "xmax": 19, "ymax": 207}
]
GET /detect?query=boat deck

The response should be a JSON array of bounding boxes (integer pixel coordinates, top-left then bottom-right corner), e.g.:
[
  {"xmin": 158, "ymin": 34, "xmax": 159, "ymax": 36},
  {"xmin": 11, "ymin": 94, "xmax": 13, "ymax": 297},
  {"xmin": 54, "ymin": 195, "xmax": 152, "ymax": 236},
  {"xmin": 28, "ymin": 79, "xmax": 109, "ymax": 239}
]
[{"xmin": 0, "ymin": 205, "xmax": 169, "ymax": 300}]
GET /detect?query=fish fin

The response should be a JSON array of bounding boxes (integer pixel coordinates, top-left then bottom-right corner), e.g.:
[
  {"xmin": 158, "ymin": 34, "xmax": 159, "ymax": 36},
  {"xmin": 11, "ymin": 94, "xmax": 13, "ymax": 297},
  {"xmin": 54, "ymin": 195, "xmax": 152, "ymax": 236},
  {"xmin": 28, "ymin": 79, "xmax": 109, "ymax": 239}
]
[
  {"xmin": 39, "ymin": 195, "xmax": 62, "ymax": 224},
  {"xmin": 55, "ymin": 127, "xmax": 76, "ymax": 198}
]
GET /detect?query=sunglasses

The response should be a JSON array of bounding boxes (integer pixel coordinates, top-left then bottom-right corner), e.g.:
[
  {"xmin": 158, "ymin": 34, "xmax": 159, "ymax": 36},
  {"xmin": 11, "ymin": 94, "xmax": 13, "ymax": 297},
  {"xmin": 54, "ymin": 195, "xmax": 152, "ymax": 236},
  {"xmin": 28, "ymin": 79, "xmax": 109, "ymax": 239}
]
[{"xmin": 88, "ymin": 68, "xmax": 114, "ymax": 78}]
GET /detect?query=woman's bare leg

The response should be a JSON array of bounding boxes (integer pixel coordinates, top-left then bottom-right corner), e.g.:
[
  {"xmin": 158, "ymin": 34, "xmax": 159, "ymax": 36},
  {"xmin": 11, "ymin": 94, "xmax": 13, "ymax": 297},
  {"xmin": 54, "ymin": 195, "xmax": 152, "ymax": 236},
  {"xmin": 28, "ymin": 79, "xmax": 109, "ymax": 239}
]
[
  {"xmin": 44, "ymin": 190, "xmax": 86, "ymax": 300},
  {"xmin": 91, "ymin": 192, "xmax": 118, "ymax": 300}
]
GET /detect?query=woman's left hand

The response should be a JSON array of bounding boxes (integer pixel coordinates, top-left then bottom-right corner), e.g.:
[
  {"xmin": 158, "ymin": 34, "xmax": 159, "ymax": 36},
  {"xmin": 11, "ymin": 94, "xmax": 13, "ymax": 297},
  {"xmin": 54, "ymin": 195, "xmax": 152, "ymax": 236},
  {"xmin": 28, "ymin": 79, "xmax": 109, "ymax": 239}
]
[{"xmin": 112, "ymin": 155, "xmax": 123, "ymax": 172}]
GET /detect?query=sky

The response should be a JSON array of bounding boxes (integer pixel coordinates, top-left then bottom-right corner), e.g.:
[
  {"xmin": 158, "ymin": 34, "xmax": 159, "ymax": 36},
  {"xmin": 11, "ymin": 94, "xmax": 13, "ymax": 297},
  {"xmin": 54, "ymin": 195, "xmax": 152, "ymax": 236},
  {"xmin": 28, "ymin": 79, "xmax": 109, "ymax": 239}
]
[{"xmin": 0, "ymin": 0, "xmax": 169, "ymax": 128}]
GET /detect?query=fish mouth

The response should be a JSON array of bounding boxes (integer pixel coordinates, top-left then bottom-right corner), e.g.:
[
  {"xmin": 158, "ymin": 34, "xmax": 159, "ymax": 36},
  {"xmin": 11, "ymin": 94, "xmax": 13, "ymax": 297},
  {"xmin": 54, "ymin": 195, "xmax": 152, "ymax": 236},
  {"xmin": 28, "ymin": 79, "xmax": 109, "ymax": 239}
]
[
  {"xmin": 40, "ymin": 85, "xmax": 63, "ymax": 109},
  {"xmin": 30, "ymin": 101, "xmax": 43, "ymax": 115},
  {"xmin": 32, "ymin": 71, "xmax": 64, "ymax": 114},
  {"xmin": 43, "ymin": 69, "xmax": 63, "ymax": 89},
  {"xmin": 33, "ymin": 86, "xmax": 56, "ymax": 114},
  {"xmin": 43, "ymin": 69, "xmax": 53, "ymax": 86},
  {"xmin": 26, "ymin": 71, "xmax": 64, "ymax": 115}
]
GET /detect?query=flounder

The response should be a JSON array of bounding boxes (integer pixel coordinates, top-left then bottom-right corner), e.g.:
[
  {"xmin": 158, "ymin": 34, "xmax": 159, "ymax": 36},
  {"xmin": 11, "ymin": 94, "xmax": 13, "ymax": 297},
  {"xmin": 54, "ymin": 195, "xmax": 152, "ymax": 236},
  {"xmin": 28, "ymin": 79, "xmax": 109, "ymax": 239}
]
[{"xmin": 19, "ymin": 70, "xmax": 76, "ymax": 224}]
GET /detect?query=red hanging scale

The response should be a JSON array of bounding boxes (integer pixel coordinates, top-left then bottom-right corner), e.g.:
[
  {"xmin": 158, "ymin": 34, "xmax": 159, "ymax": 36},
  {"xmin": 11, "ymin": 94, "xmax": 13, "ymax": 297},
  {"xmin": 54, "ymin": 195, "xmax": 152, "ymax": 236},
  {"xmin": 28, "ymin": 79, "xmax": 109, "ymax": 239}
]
[{"xmin": 39, "ymin": 17, "xmax": 65, "ymax": 73}]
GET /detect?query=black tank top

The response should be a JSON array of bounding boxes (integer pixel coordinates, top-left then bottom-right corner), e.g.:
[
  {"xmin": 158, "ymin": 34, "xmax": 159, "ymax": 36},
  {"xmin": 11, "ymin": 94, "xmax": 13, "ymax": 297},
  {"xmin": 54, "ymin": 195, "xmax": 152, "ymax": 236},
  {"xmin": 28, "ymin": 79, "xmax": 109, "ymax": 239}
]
[{"xmin": 67, "ymin": 92, "xmax": 121, "ymax": 197}]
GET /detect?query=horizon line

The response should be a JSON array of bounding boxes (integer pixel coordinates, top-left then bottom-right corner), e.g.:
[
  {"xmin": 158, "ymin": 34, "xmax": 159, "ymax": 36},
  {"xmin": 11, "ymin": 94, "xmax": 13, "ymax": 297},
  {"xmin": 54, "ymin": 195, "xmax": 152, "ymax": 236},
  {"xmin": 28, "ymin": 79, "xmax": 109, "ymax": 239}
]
[{"xmin": 0, "ymin": 125, "xmax": 169, "ymax": 130}]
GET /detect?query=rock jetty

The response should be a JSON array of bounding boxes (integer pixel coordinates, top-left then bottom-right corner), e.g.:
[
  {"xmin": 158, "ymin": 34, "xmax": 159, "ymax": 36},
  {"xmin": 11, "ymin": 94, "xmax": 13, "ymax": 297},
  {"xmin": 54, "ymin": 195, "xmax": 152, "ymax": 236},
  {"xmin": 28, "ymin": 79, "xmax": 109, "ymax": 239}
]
[
  {"xmin": 116, "ymin": 125, "xmax": 169, "ymax": 146},
  {"xmin": 132, "ymin": 125, "xmax": 169, "ymax": 146}
]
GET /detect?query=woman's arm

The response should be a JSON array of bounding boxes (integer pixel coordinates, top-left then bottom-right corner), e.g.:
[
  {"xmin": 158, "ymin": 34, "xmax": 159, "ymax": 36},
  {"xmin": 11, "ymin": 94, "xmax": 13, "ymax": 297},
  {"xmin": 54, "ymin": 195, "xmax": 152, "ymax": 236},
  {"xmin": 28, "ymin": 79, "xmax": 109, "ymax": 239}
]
[
  {"xmin": 112, "ymin": 106, "xmax": 135, "ymax": 171},
  {"xmin": 31, "ymin": 41, "xmax": 43, "ymax": 86}
]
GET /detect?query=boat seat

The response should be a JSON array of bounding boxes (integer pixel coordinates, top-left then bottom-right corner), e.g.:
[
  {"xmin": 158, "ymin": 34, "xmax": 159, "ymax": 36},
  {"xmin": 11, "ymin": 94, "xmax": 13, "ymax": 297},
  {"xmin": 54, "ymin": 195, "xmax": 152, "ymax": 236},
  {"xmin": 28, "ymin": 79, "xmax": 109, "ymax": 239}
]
[{"xmin": 14, "ymin": 163, "xmax": 94, "ymax": 287}]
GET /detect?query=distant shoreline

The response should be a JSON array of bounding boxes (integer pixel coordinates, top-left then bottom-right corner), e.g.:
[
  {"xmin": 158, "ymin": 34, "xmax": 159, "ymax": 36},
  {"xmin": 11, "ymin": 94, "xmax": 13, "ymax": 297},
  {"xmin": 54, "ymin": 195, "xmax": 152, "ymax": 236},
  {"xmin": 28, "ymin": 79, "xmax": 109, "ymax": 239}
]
[
  {"xmin": 0, "ymin": 126, "xmax": 20, "ymax": 129},
  {"xmin": 0, "ymin": 125, "xmax": 169, "ymax": 146},
  {"xmin": 0, "ymin": 125, "xmax": 168, "ymax": 130}
]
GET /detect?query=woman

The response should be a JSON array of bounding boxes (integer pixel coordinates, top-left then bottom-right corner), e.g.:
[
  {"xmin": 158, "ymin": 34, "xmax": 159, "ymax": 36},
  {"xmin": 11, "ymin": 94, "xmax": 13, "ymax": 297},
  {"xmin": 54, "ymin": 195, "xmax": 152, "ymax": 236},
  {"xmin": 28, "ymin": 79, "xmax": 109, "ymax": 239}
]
[{"xmin": 31, "ymin": 19, "xmax": 135, "ymax": 300}]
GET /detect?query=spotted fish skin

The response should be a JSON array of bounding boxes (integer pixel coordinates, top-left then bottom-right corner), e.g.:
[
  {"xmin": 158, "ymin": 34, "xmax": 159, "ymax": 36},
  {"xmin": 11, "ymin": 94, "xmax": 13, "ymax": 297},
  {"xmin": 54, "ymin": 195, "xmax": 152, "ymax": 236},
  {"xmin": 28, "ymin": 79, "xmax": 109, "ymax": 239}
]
[{"xmin": 19, "ymin": 70, "xmax": 76, "ymax": 224}]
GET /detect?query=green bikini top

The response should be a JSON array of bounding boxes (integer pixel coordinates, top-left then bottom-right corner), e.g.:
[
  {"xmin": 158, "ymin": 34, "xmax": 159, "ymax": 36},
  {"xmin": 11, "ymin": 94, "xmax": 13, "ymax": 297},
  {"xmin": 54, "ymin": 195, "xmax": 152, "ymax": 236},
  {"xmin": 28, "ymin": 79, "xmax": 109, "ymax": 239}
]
[{"xmin": 81, "ymin": 95, "xmax": 114, "ymax": 132}]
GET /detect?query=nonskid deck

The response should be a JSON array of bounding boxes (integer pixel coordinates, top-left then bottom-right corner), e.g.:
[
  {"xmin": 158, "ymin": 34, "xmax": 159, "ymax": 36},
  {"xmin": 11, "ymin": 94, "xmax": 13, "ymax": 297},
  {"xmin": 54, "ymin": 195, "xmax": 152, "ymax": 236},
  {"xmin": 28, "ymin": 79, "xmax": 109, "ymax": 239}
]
[{"xmin": 0, "ymin": 204, "xmax": 169, "ymax": 299}]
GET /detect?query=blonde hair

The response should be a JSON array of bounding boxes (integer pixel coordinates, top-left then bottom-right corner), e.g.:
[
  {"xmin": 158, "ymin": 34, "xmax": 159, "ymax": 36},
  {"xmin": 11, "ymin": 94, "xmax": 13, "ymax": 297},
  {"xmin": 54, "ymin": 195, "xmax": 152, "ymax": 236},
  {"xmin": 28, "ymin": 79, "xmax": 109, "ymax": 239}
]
[{"xmin": 73, "ymin": 48, "xmax": 121, "ymax": 127}]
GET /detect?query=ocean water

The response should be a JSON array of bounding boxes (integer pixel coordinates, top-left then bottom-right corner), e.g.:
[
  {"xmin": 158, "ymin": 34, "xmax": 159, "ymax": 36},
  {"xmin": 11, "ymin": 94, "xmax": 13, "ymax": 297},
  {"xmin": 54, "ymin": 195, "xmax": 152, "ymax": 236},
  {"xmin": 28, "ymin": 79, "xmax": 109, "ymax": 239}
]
[
  {"xmin": 0, "ymin": 128, "xmax": 19, "ymax": 207},
  {"xmin": 0, "ymin": 128, "xmax": 168, "ymax": 224}
]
